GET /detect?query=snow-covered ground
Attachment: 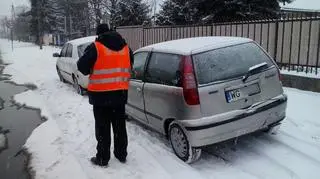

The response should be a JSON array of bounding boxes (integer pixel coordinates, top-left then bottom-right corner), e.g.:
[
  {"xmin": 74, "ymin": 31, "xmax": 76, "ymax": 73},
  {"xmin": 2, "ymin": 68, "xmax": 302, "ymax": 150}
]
[{"xmin": 1, "ymin": 39, "xmax": 320, "ymax": 179}]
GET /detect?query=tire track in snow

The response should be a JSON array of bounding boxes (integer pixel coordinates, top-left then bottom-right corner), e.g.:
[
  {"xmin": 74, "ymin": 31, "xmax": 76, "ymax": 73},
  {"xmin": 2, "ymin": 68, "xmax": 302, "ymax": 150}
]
[
  {"xmin": 258, "ymin": 134, "xmax": 320, "ymax": 165},
  {"xmin": 238, "ymin": 135, "xmax": 300, "ymax": 179},
  {"xmin": 280, "ymin": 130, "xmax": 320, "ymax": 149},
  {"xmin": 250, "ymin": 134, "xmax": 320, "ymax": 179},
  {"xmin": 194, "ymin": 152, "xmax": 258, "ymax": 179},
  {"xmin": 203, "ymin": 140, "xmax": 296, "ymax": 179}
]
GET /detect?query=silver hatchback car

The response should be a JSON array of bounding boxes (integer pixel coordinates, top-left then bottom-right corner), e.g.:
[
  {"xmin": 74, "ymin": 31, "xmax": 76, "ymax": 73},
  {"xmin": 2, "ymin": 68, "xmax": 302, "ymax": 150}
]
[{"xmin": 126, "ymin": 37, "xmax": 287, "ymax": 163}]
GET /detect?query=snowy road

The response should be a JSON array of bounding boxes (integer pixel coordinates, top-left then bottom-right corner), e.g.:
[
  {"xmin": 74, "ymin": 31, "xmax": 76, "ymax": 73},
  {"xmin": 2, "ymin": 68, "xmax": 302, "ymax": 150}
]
[{"xmin": 1, "ymin": 39, "xmax": 320, "ymax": 179}]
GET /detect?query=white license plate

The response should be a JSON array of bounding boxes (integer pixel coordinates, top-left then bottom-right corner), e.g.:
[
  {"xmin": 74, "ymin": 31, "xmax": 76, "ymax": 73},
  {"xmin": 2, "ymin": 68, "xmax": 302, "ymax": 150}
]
[
  {"xmin": 226, "ymin": 89, "xmax": 242, "ymax": 103},
  {"xmin": 226, "ymin": 83, "xmax": 260, "ymax": 103}
]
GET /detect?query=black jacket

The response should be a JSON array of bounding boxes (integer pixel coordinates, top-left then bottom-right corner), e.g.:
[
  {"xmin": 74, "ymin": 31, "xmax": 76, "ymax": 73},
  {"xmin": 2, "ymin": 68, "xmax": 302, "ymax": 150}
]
[{"xmin": 77, "ymin": 31, "xmax": 134, "ymax": 106}]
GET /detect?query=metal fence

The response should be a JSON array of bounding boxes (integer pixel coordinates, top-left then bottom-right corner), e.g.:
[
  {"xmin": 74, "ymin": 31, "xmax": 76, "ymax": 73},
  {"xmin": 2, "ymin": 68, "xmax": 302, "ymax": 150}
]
[{"xmin": 117, "ymin": 16, "xmax": 320, "ymax": 74}]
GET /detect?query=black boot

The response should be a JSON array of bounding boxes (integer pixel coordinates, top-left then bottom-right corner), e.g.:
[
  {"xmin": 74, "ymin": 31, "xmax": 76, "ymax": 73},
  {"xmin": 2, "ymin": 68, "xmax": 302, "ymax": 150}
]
[
  {"xmin": 90, "ymin": 157, "xmax": 108, "ymax": 167},
  {"xmin": 115, "ymin": 154, "xmax": 126, "ymax": 163}
]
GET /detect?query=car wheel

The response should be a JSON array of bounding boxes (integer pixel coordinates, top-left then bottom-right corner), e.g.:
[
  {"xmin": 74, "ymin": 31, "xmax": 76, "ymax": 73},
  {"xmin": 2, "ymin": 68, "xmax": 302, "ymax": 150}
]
[
  {"xmin": 73, "ymin": 77, "xmax": 84, "ymax": 96},
  {"xmin": 169, "ymin": 123, "xmax": 202, "ymax": 163},
  {"xmin": 56, "ymin": 67, "xmax": 66, "ymax": 83}
]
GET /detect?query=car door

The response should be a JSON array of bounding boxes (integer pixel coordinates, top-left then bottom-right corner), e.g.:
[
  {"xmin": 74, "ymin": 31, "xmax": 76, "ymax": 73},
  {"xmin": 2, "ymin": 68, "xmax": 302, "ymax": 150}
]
[
  {"xmin": 126, "ymin": 52, "xmax": 149, "ymax": 124},
  {"xmin": 64, "ymin": 43, "xmax": 74, "ymax": 82},
  {"xmin": 143, "ymin": 52, "xmax": 183, "ymax": 133},
  {"xmin": 58, "ymin": 44, "xmax": 68, "ymax": 80}
]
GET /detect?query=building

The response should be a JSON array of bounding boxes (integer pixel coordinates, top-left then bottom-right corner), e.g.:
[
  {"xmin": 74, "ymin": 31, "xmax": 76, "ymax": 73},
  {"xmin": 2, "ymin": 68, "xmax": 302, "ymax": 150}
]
[{"xmin": 281, "ymin": 7, "xmax": 320, "ymax": 18}]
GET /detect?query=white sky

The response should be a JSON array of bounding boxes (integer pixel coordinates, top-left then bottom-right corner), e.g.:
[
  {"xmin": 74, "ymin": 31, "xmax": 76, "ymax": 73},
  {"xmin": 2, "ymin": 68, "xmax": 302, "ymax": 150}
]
[
  {"xmin": 282, "ymin": 0, "xmax": 320, "ymax": 10},
  {"xmin": 0, "ymin": 0, "xmax": 319, "ymax": 18},
  {"xmin": 0, "ymin": 0, "xmax": 29, "ymax": 17}
]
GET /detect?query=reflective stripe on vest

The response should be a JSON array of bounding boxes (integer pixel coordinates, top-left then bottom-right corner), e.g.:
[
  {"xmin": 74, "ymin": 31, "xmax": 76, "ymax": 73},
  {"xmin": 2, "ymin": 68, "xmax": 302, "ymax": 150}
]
[
  {"xmin": 89, "ymin": 77, "xmax": 129, "ymax": 84},
  {"xmin": 88, "ymin": 41, "xmax": 131, "ymax": 92},
  {"xmin": 92, "ymin": 68, "xmax": 130, "ymax": 75}
]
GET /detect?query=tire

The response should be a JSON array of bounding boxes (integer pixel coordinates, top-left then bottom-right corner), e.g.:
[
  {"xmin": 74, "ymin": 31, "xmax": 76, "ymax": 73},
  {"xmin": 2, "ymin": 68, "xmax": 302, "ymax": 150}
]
[
  {"xmin": 169, "ymin": 123, "xmax": 202, "ymax": 163},
  {"xmin": 56, "ymin": 67, "xmax": 66, "ymax": 83},
  {"xmin": 73, "ymin": 77, "xmax": 84, "ymax": 96}
]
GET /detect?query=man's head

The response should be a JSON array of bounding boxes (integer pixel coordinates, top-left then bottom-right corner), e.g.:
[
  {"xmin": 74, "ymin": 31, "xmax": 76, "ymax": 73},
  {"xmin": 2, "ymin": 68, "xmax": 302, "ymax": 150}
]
[{"xmin": 96, "ymin": 24, "xmax": 110, "ymax": 36}]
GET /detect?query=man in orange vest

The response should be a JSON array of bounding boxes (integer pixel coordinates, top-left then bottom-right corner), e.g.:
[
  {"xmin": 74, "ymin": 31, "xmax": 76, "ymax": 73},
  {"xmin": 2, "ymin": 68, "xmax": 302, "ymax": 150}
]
[{"xmin": 77, "ymin": 24, "xmax": 133, "ymax": 167}]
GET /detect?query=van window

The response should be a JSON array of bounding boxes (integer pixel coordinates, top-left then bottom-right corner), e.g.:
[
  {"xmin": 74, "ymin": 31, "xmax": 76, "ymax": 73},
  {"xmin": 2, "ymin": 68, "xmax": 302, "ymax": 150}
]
[
  {"xmin": 132, "ymin": 52, "xmax": 149, "ymax": 80},
  {"xmin": 78, "ymin": 42, "xmax": 92, "ymax": 58},
  {"xmin": 145, "ymin": 52, "xmax": 181, "ymax": 87},
  {"xmin": 192, "ymin": 42, "xmax": 274, "ymax": 85},
  {"xmin": 66, "ymin": 44, "xmax": 73, "ymax": 57},
  {"xmin": 60, "ymin": 44, "xmax": 68, "ymax": 57}
]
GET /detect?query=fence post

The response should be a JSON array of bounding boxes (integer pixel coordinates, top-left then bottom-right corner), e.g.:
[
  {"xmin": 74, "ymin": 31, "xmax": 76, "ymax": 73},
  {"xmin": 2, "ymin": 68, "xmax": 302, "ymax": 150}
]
[
  {"xmin": 142, "ymin": 27, "xmax": 145, "ymax": 47},
  {"xmin": 297, "ymin": 15, "xmax": 303, "ymax": 72},
  {"xmin": 260, "ymin": 22, "xmax": 263, "ymax": 45},
  {"xmin": 280, "ymin": 19, "xmax": 286, "ymax": 68},
  {"xmin": 211, "ymin": 24, "xmax": 214, "ymax": 36},
  {"xmin": 316, "ymin": 19, "xmax": 320, "ymax": 75},
  {"xmin": 288, "ymin": 14, "xmax": 294, "ymax": 71},
  {"xmin": 274, "ymin": 20, "xmax": 279, "ymax": 65},
  {"xmin": 267, "ymin": 21, "xmax": 270, "ymax": 51},
  {"xmin": 306, "ymin": 19, "xmax": 313, "ymax": 73}
]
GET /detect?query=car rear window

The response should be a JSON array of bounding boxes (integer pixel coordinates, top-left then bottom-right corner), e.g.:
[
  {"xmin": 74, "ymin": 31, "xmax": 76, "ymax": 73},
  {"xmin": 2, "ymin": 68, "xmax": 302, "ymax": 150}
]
[
  {"xmin": 77, "ymin": 42, "xmax": 92, "ymax": 57},
  {"xmin": 192, "ymin": 42, "xmax": 274, "ymax": 85}
]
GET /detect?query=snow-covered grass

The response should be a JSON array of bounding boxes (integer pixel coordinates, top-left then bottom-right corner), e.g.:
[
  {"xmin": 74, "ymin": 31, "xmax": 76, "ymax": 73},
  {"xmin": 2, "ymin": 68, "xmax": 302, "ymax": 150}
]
[{"xmin": 1, "ymin": 38, "xmax": 320, "ymax": 179}]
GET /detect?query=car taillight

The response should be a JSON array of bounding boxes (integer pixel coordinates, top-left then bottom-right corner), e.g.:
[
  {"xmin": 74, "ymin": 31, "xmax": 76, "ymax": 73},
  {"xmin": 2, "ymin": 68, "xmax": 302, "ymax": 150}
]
[{"xmin": 181, "ymin": 56, "xmax": 200, "ymax": 105}]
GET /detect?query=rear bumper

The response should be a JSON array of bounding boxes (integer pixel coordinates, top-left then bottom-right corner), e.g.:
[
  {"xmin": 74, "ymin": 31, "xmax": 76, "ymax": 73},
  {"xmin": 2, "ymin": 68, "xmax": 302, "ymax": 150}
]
[{"xmin": 179, "ymin": 94, "xmax": 287, "ymax": 147}]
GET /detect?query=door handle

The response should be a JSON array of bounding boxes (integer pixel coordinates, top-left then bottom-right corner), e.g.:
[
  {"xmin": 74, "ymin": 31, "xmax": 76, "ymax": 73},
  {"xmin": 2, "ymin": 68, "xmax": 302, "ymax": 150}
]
[{"xmin": 137, "ymin": 87, "xmax": 142, "ymax": 92}]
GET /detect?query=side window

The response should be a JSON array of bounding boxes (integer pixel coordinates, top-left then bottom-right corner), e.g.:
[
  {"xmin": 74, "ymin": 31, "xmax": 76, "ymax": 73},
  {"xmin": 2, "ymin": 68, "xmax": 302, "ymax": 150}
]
[
  {"xmin": 145, "ymin": 53, "xmax": 181, "ymax": 87},
  {"xmin": 66, "ymin": 44, "xmax": 73, "ymax": 58},
  {"xmin": 60, "ymin": 44, "xmax": 68, "ymax": 57},
  {"xmin": 132, "ymin": 52, "xmax": 149, "ymax": 80}
]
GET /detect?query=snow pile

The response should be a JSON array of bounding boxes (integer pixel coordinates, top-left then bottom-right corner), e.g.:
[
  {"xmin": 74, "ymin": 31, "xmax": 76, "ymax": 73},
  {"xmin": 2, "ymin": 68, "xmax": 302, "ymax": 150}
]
[
  {"xmin": 1, "ymin": 39, "xmax": 320, "ymax": 179},
  {"xmin": 14, "ymin": 90, "xmax": 51, "ymax": 119},
  {"xmin": 281, "ymin": 69, "xmax": 320, "ymax": 79},
  {"xmin": 25, "ymin": 120, "xmax": 88, "ymax": 179}
]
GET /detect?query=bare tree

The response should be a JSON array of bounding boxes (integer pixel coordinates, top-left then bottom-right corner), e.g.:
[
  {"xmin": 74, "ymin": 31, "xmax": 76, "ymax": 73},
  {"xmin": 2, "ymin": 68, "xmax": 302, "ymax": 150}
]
[{"xmin": 88, "ymin": 0, "xmax": 109, "ymax": 26}]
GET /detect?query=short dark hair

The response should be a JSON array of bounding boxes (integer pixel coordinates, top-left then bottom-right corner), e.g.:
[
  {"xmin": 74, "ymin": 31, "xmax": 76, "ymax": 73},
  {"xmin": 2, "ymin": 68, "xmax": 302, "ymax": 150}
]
[{"xmin": 96, "ymin": 24, "xmax": 110, "ymax": 35}]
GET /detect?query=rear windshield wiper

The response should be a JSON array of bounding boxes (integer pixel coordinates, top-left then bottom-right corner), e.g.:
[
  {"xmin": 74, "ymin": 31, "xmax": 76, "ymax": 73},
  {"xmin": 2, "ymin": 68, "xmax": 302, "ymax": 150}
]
[{"xmin": 242, "ymin": 62, "xmax": 268, "ymax": 82}]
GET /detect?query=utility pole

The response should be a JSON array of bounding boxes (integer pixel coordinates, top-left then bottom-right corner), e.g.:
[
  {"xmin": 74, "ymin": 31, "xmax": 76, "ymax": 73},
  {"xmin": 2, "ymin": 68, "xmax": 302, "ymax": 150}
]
[
  {"xmin": 37, "ymin": 0, "xmax": 43, "ymax": 49},
  {"xmin": 152, "ymin": 0, "xmax": 157, "ymax": 25},
  {"xmin": 64, "ymin": 16, "xmax": 67, "ymax": 38},
  {"xmin": 69, "ymin": 15, "xmax": 72, "ymax": 39},
  {"xmin": 11, "ymin": 3, "xmax": 14, "ymax": 51}
]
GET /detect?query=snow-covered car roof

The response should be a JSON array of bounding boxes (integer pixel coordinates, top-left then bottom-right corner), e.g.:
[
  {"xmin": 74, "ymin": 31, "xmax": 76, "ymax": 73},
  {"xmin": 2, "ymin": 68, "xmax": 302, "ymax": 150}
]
[
  {"xmin": 136, "ymin": 36, "xmax": 253, "ymax": 55},
  {"xmin": 68, "ymin": 36, "xmax": 97, "ymax": 46}
]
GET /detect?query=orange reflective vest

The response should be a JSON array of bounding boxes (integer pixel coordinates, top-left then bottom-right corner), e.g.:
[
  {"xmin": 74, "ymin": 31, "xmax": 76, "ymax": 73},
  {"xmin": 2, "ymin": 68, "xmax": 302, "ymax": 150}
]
[{"xmin": 88, "ymin": 41, "xmax": 131, "ymax": 92}]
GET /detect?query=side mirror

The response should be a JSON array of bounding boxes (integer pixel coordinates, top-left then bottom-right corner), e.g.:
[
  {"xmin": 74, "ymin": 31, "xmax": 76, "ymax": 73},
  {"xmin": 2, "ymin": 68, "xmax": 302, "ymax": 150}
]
[{"xmin": 53, "ymin": 53, "xmax": 60, "ymax": 57}]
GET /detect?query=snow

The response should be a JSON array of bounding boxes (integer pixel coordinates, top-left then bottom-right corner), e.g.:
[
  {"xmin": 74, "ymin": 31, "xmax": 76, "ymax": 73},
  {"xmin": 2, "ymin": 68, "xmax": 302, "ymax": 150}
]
[
  {"xmin": 13, "ymin": 90, "xmax": 51, "ymax": 119},
  {"xmin": 281, "ymin": 69, "xmax": 320, "ymax": 79},
  {"xmin": 137, "ymin": 36, "xmax": 252, "ymax": 55},
  {"xmin": 1, "ymin": 38, "xmax": 320, "ymax": 179}
]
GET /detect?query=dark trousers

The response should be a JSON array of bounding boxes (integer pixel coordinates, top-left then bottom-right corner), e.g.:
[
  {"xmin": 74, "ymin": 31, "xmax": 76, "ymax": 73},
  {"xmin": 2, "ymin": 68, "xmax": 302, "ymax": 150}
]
[{"xmin": 93, "ymin": 105, "xmax": 128, "ymax": 162}]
